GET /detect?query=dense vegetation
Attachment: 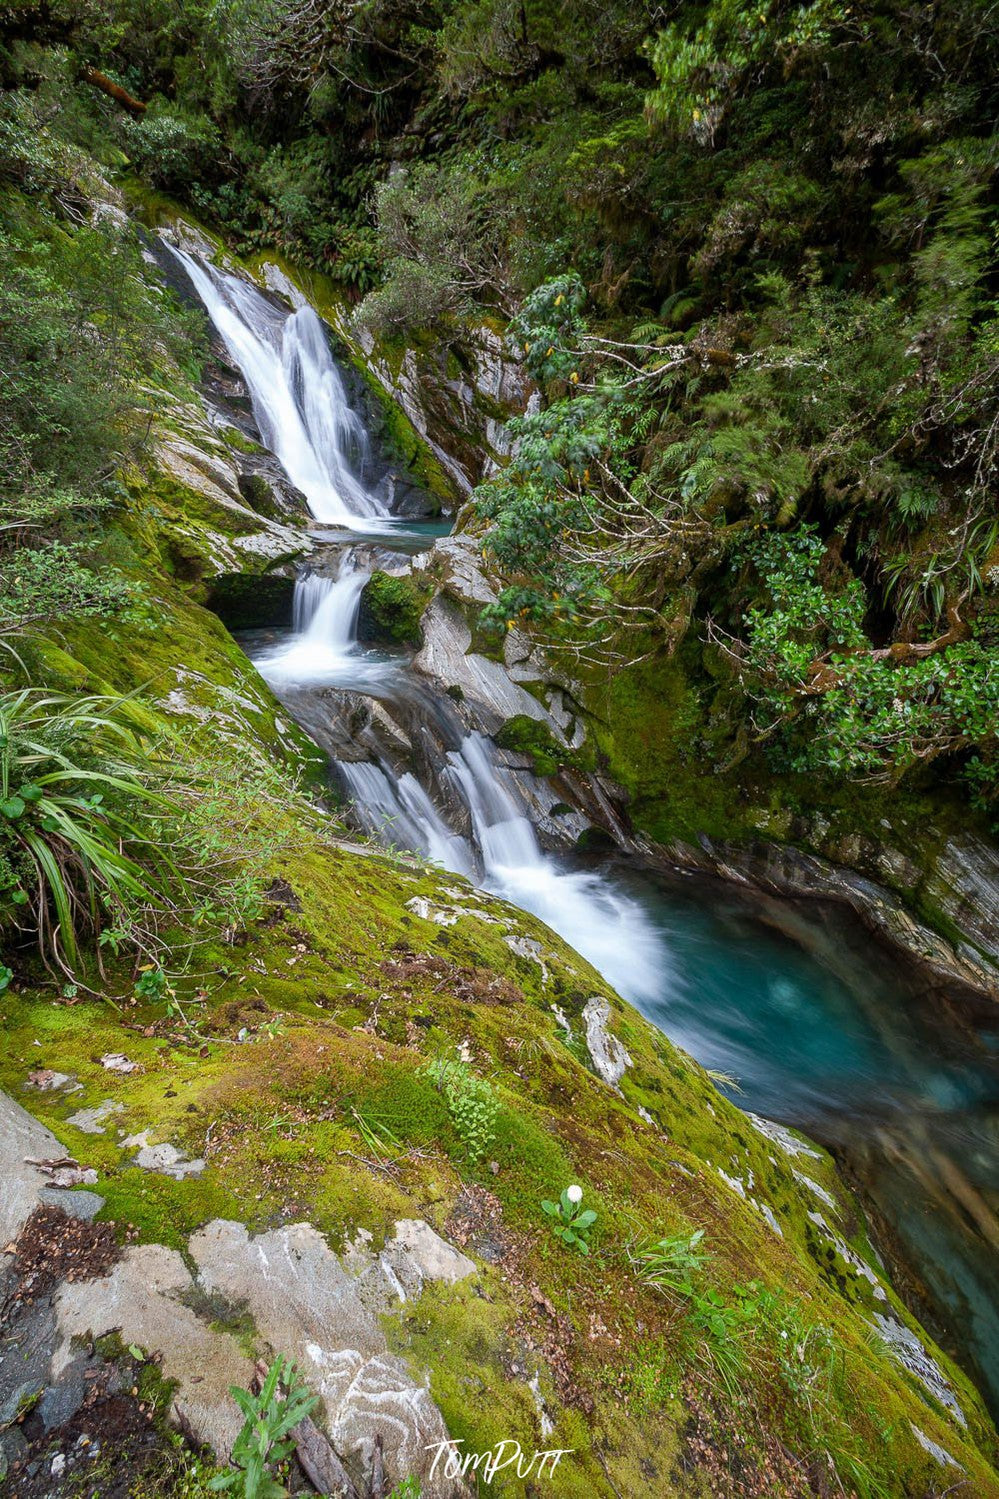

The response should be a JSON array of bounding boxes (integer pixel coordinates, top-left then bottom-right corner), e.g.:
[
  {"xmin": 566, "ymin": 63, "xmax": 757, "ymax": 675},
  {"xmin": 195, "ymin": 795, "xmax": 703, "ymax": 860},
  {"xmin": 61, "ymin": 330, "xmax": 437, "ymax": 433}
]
[{"xmin": 1, "ymin": 0, "xmax": 997, "ymax": 822}]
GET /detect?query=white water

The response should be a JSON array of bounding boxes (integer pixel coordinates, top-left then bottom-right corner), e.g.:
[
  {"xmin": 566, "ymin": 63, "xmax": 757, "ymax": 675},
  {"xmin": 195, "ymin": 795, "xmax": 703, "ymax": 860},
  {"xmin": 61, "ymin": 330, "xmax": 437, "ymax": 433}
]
[
  {"xmin": 339, "ymin": 760, "xmax": 476, "ymax": 879},
  {"xmin": 167, "ymin": 244, "xmax": 389, "ymax": 527},
  {"xmin": 177, "ymin": 250, "xmax": 667, "ymax": 1005},
  {"xmin": 446, "ymin": 734, "xmax": 666, "ymax": 1002},
  {"xmin": 255, "ymin": 558, "xmax": 393, "ymax": 687}
]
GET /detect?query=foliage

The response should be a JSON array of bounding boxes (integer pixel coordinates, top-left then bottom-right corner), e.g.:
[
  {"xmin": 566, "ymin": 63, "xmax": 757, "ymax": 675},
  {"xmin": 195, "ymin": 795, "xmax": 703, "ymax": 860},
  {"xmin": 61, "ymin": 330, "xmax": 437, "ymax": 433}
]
[
  {"xmin": 0, "ymin": 688, "xmax": 292, "ymax": 982},
  {"xmin": 631, "ymin": 1228, "xmax": 707, "ymax": 1291},
  {"xmin": 728, "ymin": 529, "xmax": 999, "ymax": 793},
  {"xmin": 358, "ymin": 165, "xmax": 507, "ymax": 333},
  {"xmin": 541, "ymin": 1184, "xmax": 597, "ymax": 1254},
  {"xmin": 210, "ymin": 1356, "xmax": 317, "ymax": 1499},
  {"xmin": 0, "ymin": 689, "xmax": 184, "ymax": 973},
  {"xmin": 425, "ymin": 1054, "xmax": 499, "ymax": 1163}
]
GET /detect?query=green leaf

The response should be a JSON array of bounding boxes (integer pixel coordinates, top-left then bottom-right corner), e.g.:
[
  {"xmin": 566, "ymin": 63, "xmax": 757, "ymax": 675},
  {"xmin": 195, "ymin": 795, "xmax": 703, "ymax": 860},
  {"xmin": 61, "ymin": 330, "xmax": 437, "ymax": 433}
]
[
  {"xmin": 540, "ymin": 1199, "xmax": 558, "ymax": 1216},
  {"xmin": 0, "ymin": 796, "xmax": 25, "ymax": 818},
  {"xmin": 574, "ymin": 1209, "xmax": 597, "ymax": 1228}
]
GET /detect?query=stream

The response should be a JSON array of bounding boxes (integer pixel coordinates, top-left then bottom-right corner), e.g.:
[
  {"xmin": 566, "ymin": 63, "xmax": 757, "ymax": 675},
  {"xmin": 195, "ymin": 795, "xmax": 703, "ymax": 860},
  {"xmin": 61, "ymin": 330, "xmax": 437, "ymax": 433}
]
[{"xmin": 167, "ymin": 243, "xmax": 999, "ymax": 1421}]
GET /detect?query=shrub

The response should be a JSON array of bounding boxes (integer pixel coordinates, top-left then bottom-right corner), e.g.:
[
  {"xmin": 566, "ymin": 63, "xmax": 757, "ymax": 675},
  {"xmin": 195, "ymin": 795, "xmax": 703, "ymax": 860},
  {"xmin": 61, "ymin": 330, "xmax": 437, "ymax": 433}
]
[{"xmin": 0, "ymin": 689, "xmax": 184, "ymax": 972}]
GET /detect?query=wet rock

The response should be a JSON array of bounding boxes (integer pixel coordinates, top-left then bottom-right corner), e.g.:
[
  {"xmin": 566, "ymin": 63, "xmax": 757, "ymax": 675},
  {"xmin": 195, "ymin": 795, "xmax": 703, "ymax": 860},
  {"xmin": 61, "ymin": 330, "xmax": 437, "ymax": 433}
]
[
  {"xmin": 414, "ymin": 596, "xmax": 552, "ymax": 735},
  {"xmin": 188, "ymin": 1220, "xmax": 467, "ymax": 1495},
  {"xmin": 24, "ymin": 1070, "xmax": 80, "ymax": 1094},
  {"xmin": 744, "ymin": 1112, "xmax": 822, "ymax": 1160},
  {"xmin": 381, "ymin": 1220, "xmax": 476, "ymax": 1293},
  {"xmin": 582, "ymin": 997, "xmax": 632, "ymax": 1091},
  {"xmin": 910, "ymin": 1423, "xmax": 962, "ymax": 1469},
  {"xmin": 664, "ymin": 836, "xmax": 999, "ymax": 1002},
  {"xmin": 53, "ymin": 1244, "xmax": 255, "ymax": 1460},
  {"xmin": 0, "ymin": 1095, "xmax": 102, "ymax": 1242},
  {"xmin": 871, "ymin": 1313, "xmax": 966, "ymax": 1427},
  {"xmin": 122, "ymin": 1135, "xmax": 205, "ymax": 1178}
]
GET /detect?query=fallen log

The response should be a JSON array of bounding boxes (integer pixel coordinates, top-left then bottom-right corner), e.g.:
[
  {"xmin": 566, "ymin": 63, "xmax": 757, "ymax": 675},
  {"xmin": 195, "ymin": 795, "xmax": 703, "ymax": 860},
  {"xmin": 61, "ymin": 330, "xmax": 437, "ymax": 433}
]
[
  {"xmin": 292, "ymin": 1412, "xmax": 362, "ymax": 1499},
  {"xmin": 81, "ymin": 67, "xmax": 146, "ymax": 116}
]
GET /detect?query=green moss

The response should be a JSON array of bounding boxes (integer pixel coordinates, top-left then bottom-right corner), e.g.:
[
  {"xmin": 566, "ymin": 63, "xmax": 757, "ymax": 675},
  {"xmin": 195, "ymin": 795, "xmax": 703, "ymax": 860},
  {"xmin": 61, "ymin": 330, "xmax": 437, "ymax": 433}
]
[
  {"xmin": 494, "ymin": 713, "xmax": 596, "ymax": 778},
  {"xmin": 358, "ymin": 570, "xmax": 431, "ymax": 647},
  {"xmin": 220, "ymin": 425, "xmax": 265, "ymax": 457}
]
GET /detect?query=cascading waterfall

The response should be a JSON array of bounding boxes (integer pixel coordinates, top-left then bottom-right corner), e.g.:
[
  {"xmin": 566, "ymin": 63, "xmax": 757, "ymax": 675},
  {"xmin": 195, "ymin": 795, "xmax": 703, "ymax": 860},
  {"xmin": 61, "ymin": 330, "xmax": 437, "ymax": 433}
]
[
  {"xmin": 255, "ymin": 556, "xmax": 376, "ymax": 686},
  {"xmin": 175, "ymin": 245, "xmax": 668, "ymax": 1002},
  {"xmin": 166, "ymin": 243, "xmax": 388, "ymax": 527},
  {"xmin": 338, "ymin": 761, "xmax": 476, "ymax": 879},
  {"xmin": 445, "ymin": 734, "xmax": 667, "ymax": 1002}
]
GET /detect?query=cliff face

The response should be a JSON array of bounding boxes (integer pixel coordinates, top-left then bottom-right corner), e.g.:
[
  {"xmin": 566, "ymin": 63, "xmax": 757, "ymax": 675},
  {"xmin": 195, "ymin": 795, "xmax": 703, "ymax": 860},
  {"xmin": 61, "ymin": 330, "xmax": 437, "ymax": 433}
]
[{"xmin": 3, "ymin": 210, "xmax": 999, "ymax": 1498}]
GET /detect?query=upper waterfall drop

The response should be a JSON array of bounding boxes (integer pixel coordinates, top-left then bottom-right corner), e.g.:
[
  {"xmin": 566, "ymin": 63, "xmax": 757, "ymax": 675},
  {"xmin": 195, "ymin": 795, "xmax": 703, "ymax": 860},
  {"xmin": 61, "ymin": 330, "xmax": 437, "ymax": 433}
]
[{"xmin": 166, "ymin": 244, "xmax": 389, "ymax": 527}]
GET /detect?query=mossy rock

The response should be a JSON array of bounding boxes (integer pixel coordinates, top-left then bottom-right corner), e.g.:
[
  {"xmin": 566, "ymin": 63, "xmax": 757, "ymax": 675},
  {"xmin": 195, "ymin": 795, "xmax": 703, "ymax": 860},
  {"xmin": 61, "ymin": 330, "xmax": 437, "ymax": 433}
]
[
  {"xmin": 236, "ymin": 472, "xmax": 282, "ymax": 519},
  {"xmin": 494, "ymin": 713, "xmax": 595, "ymax": 777},
  {"xmin": 358, "ymin": 570, "xmax": 431, "ymax": 647}
]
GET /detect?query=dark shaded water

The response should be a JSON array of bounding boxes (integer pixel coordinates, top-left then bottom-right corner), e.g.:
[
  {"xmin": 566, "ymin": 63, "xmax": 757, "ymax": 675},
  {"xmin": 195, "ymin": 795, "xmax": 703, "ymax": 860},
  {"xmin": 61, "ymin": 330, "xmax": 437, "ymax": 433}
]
[{"xmin": 617, "ymin": 864, "xmax": 999, "ymax": 1417}]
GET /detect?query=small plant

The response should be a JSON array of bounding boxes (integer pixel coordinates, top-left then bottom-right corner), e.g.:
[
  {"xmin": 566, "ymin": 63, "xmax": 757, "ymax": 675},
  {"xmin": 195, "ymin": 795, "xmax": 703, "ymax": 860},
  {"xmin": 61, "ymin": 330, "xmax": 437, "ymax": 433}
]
[
  {"xmin": 632, "ymin": 1228, "xmax": 708, "ymax": 1292},
  {"xmin": 0, "ymin": 963, "xmax": 12, "ymax": 994},
  {"xmin": 541, "ymin": 1183, "xmax": 597, "ymax": 1255},
  {"xmin": 425, "ymin": 1055, "xmax": 499, "ymax": 1164},
  {"xmin": 689, "ymin": 1281, "xmax": 770, "ymax": 1401},
  {"xmin": 388, "ymin": 1479, "xmax": 421, "ymax": 1499},
  {"xmin": 210, "ymin": 1356, "xmax": 316, "ymax": 1499},
  {"xmin": 134, "ymin": 965, "xmax": 169, "ymax": 1001}
]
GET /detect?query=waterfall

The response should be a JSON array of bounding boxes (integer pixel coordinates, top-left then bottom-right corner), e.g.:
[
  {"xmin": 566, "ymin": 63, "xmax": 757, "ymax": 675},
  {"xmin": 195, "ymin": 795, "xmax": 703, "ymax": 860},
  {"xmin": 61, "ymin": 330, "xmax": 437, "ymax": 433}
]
[
  {"xmin": 172, "ymin": 247, "xmax": 667, "ymax": 1004},
  {"xmin": 256, "ymin": 557, "xmax": 373, "ymax": 686},
  {"xmin": 339, "ymin": 761, "xmax": 476, "ymax": 879},
  {"xmin": 166, "ymin": 244, "xmax": 388, "ymax": 527}
]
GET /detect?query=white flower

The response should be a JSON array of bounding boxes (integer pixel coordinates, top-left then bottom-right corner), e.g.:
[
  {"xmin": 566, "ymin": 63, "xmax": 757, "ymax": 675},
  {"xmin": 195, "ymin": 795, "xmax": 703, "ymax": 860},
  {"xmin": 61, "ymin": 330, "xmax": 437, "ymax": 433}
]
[{"xmin": 566, "ymin": 1184, "xmax": 583, "ymax": 1204}]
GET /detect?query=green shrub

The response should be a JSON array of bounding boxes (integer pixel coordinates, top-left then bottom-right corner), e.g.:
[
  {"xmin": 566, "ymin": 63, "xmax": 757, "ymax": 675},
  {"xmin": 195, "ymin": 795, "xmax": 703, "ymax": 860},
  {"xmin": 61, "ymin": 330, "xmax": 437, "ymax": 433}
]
[{"xmin": 0, "ymin": 689, "xmax": 184, "ymax": 972}]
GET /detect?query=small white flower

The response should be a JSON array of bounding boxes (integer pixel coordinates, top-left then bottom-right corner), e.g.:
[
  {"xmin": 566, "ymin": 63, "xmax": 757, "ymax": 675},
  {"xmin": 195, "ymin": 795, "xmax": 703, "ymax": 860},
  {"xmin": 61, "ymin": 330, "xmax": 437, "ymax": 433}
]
[{"xmin": 566, "ymin": 1184, "xmax": 583, "ymax": 1204}]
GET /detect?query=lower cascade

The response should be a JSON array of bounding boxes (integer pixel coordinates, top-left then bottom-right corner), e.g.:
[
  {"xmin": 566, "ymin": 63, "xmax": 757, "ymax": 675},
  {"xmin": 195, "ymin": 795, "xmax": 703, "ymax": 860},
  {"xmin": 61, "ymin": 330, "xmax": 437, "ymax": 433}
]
[{"xmin": 256, "ymin": 556, "xmax": 668, "ymax": 1005}]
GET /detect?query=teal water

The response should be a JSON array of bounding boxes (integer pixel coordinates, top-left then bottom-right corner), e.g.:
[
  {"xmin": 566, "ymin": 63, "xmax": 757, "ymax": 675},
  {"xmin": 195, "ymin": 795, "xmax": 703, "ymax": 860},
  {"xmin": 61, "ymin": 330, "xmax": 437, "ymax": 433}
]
[{"xmin": 620, "ymin": 864, "xmax": 999, "ymax": 1417}]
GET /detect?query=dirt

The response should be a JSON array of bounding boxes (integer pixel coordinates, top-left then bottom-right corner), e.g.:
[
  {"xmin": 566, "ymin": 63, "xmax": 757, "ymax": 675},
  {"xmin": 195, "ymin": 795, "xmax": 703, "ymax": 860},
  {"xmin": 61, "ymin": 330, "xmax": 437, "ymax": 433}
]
[
  {"xmin": 3, "ymin": 1384, "xmax": 174, "ymax": 1499},
  {"xmin": 3, "ymin": 1206, "xmax": 121, "ymax": 1313}
]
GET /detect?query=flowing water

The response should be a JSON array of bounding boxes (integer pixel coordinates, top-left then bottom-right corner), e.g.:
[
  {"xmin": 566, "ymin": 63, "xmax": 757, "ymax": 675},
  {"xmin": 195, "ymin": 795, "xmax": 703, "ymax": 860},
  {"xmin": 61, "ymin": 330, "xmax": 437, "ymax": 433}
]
[
  {"xmin": 167, "ymin": 245, "xmax": 392, "ymax": 527},
  {"xmin": 176, "ymin": 249, "xmax": 999, "ymax": 1417}
]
